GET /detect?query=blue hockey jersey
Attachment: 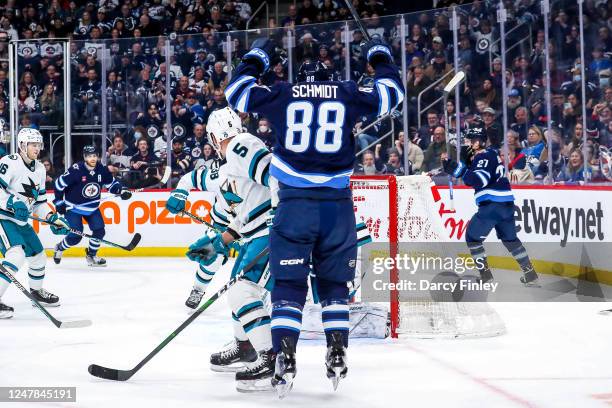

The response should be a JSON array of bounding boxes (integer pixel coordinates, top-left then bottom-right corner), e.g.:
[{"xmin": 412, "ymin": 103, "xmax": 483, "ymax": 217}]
[
  {"xmin": 54, "ymin": 162, "xmax": 122, "ymax": 215},
  {"xmin": 225, "ymin": 61, "xmax": 404, "ymax": 190},
  {"xmin": 461, "ymin": 148, "xmax": 514, "ymax": 205}
]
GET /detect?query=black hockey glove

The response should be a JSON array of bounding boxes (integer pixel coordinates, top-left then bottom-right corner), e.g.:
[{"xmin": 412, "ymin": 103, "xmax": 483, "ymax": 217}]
[
  {"xmin": 460, "ymin": 145, "xmax": 475, "ymax": 166},
  {"xmin": 120, "ymin": 188, "xmax": 132, "ymax": 200},
  {"xmin": 53, "ymin": 199, "xmax": 67, "ymax": 215},
  {"xmin": 442, "ymin": 158, "xmax": 467, "ymax": 178},
  {"xmin": 364, "ymin": 38, "xmax": 393, "ymax": 69},
  {"xmin": 242, "ymin": 38, "xmax": 275, "ymax": 73}
]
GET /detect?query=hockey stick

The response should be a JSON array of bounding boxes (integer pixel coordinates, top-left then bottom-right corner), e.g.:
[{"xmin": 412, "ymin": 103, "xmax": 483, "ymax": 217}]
[
  {"xmin": 442, "ymin": 71, "xmax": 466, "ymax": 211},
  {"xmin": 179, "ymin": 209, "xmax": 218, "ymax": 232},
  {"xmin": 88, "ymin": 246, "xmax": 270, "ymax": 381},
  {"xmin": 30, "ymin": 216, "xmax": 142, "ymax": 251},
  {"xmin": 98, "ymin": 164, "xmax": 171, "ymax": 203},
  {"xmin": 598, "ymin": 308, "xmax": 612, "ymax": 315},
  {"xmin": 0, "ymin": 264, "xmax": 91, "ymax": 328},
  {"xmin": 343, "ymin": 0, "xmax": 371, "ymax": 41}
]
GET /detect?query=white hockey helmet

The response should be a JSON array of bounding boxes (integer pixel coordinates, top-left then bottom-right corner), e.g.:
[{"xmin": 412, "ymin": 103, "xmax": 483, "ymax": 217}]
[
  {"xmin": 206, "ymin": 107, "xmax": 242, "ymax": 155},
  {"xmin": 17, "ymin": 127, "xmax": 44, "ymax": 152}
]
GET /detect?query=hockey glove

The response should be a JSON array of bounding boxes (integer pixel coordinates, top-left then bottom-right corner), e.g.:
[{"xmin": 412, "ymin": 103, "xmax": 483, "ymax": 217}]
[
  {"xmin": 365, "ymin": 39, "xmax": 393, "ymax": 69},
  {"xmin": 7, "ymin": 197, "xmax": 29, "ymax": 222},
  {"xmin": 120, "ymin": 188, "xmax": 132, "ymax": 200},
  {"xmin": 53, "ymin": 199, "xmax": 67, "ymax": 215},
  {"xmin": 187, "ymin": 230, "xmax": 229, "ymax": 265},
  {"xmin": 166, "ymin": 189, "xmax": 188, "ymax": 214},
  {"xmin": 442, "ymin": 158, "xmax": 467, "ymax": 178},
  {"xmin": 47, "ymin": 212, "xmax": 70, "ymax": 235},
  {"xmin": 242, "ymin": 38, "xmax": 274, "ymax": 73}
]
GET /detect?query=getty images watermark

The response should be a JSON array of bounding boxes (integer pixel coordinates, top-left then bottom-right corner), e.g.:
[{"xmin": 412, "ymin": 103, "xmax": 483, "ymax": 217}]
[
  {"xmin": 359, "ymin": 242, "xmax": 612, "ymax": 302},
  {"xmin": 369, "ymin": 252, "xmax": 498, "ymax": 293}
]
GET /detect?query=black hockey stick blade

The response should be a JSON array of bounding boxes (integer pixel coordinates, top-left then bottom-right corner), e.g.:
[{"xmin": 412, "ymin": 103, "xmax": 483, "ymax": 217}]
[
  {"xmin": 88, "ymin": 364, "xmax": 132, "ymax": 381},
  {"xmin": 598, "ymin": 308, "xmax": 612, "ymax": 315},
  {"xmin": 122, "ymin": 233, "xmax": 142, "ymax": 251}
]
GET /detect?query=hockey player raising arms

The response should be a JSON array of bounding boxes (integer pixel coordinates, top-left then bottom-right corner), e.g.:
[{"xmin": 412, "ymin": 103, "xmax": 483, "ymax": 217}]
[
  {"xmin": 0, "ymin": 128, "xmax": 70, "ymax": 319},
  {"xmin": 53, "ymin": 145, "xmax": 132, "ymax": 267},
  {"xmin": 224, "ymin": 38, "xmax": 404, "ymax": 395},
  {"xmin": 442, "ymin": 126, "xmax": 539, "ymax": 285},
  {"xmin": 166, "ymin": 107, "xmax": 275, "ymax": 392}
]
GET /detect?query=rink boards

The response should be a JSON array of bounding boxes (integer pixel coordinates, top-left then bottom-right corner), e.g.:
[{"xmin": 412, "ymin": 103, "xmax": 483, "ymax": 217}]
[{"xmin": 31, "ymin": 185, "xmax": 612, "ymax": 281}]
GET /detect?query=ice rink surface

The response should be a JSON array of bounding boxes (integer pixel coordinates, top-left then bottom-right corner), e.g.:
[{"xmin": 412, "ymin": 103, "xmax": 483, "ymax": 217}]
[{"xmin": 1, "ymin": 257, "xmax": 612, "ymax": 408}]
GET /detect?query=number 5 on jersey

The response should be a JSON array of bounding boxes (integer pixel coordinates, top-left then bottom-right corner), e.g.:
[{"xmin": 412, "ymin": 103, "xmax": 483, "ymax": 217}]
[{"xmin": 285, "ymin": 101, "xmax": 345, "ymax": 153}]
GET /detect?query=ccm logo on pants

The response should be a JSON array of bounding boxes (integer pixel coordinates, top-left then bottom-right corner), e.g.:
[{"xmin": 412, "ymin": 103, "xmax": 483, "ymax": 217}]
[{"xmin": 279, "ymin": 259, "xmax": 305, "ymax": 266}]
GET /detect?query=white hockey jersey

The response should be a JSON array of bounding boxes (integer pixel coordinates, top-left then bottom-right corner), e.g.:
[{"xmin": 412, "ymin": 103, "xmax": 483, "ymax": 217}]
[
  {"xmin": 178, "ymin": 133, "xmax": 271, "ymax": 241},
  {"xmin": 0, "ymin": 154, "xmax": 51, "ymax": 226}
]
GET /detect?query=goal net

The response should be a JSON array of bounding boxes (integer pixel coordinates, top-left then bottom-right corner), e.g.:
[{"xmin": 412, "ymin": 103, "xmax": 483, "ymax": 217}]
[{"xmin": 351, "ymin": 175, "xmax": 506, "ymax": 339}]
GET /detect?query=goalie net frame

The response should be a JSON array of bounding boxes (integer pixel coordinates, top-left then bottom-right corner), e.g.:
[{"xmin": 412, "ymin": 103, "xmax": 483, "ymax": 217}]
[{"xmin": 350, "ymin": 174, "xmax": 506, "ymax": 339}]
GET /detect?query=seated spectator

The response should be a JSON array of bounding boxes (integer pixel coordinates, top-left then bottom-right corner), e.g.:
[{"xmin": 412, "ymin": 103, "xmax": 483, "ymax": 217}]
[
  {"xmin": 522, "ymin": 126, "xmax": 548, "ymax": 175},
  {"xmin": 381, "ymin": 148, "xmax": 409, "ymax": 176},
  {"xmin": 134, "ymin": 103, "xmax": 165, "ymax": 137},
  {"xmin": 563, "ymin": 122, "xmax": 584, "ymax": 156},
  {"xmin": 510, "ymin": 106, "xmax": 529, "ymax": 142},
  {"xmin": 185, "ymin": 123, "xmax": 207, "ymax": 164},
  {"xmin": 208, "ymin": 61, "xmax": 228, "ymax": 91},
  {"xmin": 199, "ymin": 143, "xmax": 217, "ymax": 170},
  {"xmin": 416, "ymin": 109, "xmax": 439, "ymax": 150},
  {"xmin": 38, "ymin": 83, "xmax": 61, "ymax": 125},
  {"xmin": 169, "ymin": 137, "xmax": 192, "ymax": 187},
  {"xmin": 17, "ymin": 85, "xmax": 37, "ymax": 114},
  {"xmin": 255, "ymin": 118, "xmax": 275, "ymax": 150},
  {"xmin": 406, "ymin": 66, "xmax": 433, "ymax": 114},
  {"xmin": 354, "ymin": 114, "xmax": 380, "ymax": 151},
  {"xmin": 395, "ymin": 131, "xmax": 424, "ymax": 172},
  {"xmin": 129, "ymin": 137, "xmax": 162, "ymax": 188},
  {"xmin": 557, "ymin": 148, "xmax": 591, "ymax": 184},
  {"xmin": 262, "ymin": 62, "xmax": 288, "ymax": 86},
  {"xmin": 424, "ymin": 51, "xmax": 452, "ymax": 88},
  {"xmin": 189, "ymin": 67, "xmax": 209, "ymax": 97},
  {"xmin": 41, "ymin": 157, "xmax": 56, "ymax": 190},
  {"xmin": 482, "ymin": 107, "xmax": 503, "ymax": 148},
  {"xmin": 354, "ymin": 150, "xmax": 383, "ymax": 175},
  {"xmin": 106, "ymin": 134, "xmax": 133, "ymax": 176},
  {"xmin": 74, "ymin": 68, "xmax": 101, "ymax": 122},
  {"xmin": 185, "ymin": 92, "xmax": 206, "ymax": 125},
  {"xmin": 506, "ymin": 130, "xmax": 534, "ymax": 184},
  {"xmin": 474, "ymin": 78, "xmax": 500, "ymax": 111},
  {"xmin": 130, "ymin": 137, "xmax": 156, "ymax": 174},
  {"xmin": 422, "ymin": 126, "xmax": 455, "ymax": 172}
]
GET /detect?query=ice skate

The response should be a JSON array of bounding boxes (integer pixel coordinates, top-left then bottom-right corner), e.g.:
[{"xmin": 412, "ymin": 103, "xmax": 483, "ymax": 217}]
[
  {"xmin": 520, "ymin": 264, "xmax": 540, "ymax": 287},
  {"xmin": 325, "ymin": 331, "xmax": 348, "ymax": 391},
  {"xmin": 30, "ymin": 288, "xmax": 60, "ymax": 307},
  {"xmin": 0, "ymin": 301, "xmax": 14, "ymax": 319},
  {"xmin": 235, "ymin": 349, "xmax": 275, "ymax": 393},
  {"xmin": 210, "ymin": 338, "xmax": 258, "ymax": 372},
  {"xmin": 272, "ymin": 336, "xmax": 297, "ymax": 399},
  {"xmin": 86, "ymin": 254, "xmax": 107, "ymax": 267},
  {"xmin": 185, "ymin": 287, "xmax": 205, "ymax": 309},
  {"xmin": 53, "ymin": 243, "xmax": 63, "ymax": 265}
]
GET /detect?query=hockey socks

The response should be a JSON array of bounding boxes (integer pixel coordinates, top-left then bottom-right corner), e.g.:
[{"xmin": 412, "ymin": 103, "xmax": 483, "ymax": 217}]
[
  {"xmin": 270, "ymin": 279, "xmax": 308, "ymax": 353},
  {"xmin": 321, "ymin": 300, "xmax": 350, "ymax": 348},
  {"xmin": 271, "ymin": 301, "xmax": 303, "ymax": 353}
]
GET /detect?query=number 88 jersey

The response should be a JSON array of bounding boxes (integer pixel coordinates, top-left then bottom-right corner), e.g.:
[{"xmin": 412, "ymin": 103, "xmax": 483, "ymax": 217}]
[{"xmin": 225, "ymin": 62, "xmax": 405, "ymax": 190}]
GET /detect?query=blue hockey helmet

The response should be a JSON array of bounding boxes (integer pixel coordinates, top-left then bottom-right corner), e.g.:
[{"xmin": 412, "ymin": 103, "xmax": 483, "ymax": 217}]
[
  {"xmin": 296, "ymin": 59, "xmax": 332, "ymax": 83},
  {"xmin": 83, "ymin": 144, "xmax": 99, "ymax": 157}
]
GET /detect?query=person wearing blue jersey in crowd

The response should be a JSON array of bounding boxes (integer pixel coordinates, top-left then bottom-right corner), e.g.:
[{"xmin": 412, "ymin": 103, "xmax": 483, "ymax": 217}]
[
  {"xmin": 224, "ymin": 36, "xmax": 404, "ymax": 396},
  {"xmin": 442, "ymin": 126, "xmax": 539, "ymax": 286},
  {"xmin": 53, "ymin": 145, "xmax": 132, "ymax": 267}
]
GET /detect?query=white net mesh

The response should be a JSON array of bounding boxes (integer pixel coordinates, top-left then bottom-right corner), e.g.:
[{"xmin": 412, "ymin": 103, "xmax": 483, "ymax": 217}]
[{"xmin": 351, "ymin": 175, "xmax": 506, "ymax": 339}]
